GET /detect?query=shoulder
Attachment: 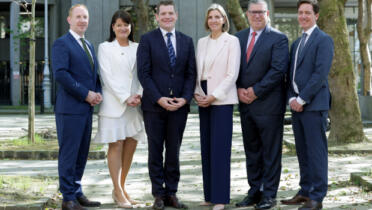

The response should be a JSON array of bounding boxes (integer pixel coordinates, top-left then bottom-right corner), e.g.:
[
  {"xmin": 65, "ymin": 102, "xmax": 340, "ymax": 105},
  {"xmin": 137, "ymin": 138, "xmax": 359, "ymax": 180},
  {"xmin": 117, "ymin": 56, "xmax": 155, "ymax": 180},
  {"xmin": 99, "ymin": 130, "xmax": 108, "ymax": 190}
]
[
  {"xmin": 317, "ymin": 28, "xmax": 333, "ymax": 42},
  {"xmin": 224, "ymin": 32, "xmax": 239, "ymax": 42},
  {"xmin": 176, "ymin": 31, "xmax": 193, "ymax": 41},
  {"xmin": 235, "ymin": 28, "xmax": 249, "ymax": 38},
  {"xmin": 267, "ymin": 26, "xmax": 287, "ymax": 39},
  {"xmin": 141, "ymin": 29, "xmax": 160, "ymax": 40},
  {"xmin": 98, "ymin": 41, "xmax": 111, "ymax": 49}
]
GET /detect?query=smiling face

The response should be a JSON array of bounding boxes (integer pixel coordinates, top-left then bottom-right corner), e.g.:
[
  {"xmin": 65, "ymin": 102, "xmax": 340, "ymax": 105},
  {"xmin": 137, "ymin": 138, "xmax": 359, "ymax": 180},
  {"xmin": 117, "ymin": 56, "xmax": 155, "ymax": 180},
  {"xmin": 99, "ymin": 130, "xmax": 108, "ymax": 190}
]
[
  {"xmin": 67, "ymin": 6, "xmax": 89, "ymax": 37},
  {"xmin": 207, "ymin": 9, "xmax": 225, "ymax": 33},
  {"xmin": 156, "ymin": 5, "xmax": 178, "ymax": 32},
  {"xmin": 112, "ymin": 18, "xmax": 131, "ymax": 41},
  {"xmin": 297, "ymin": 3, "xmax": 318, "ymax": 31},
  {"xmin": 246, "ymin": 3, "xmax": 269, "ymax": 31}
]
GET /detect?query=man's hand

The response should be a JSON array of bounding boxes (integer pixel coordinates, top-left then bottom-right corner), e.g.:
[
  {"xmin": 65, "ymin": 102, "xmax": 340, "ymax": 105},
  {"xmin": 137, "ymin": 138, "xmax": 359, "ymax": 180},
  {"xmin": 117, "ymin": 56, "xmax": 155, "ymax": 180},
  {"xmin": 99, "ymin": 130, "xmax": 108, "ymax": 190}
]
[
  {"xmin": 290, "ymin": 99, "xmax": 303, "ymax": 112},
  {"xmin": 157, "ymin": 97, "xmax": 178, "ymax": 111},
  {"xmin": 238, "ymin": 88, "xmax": 249, "ymax": 104},
  {"xmin": 86, "ymin": 91, "xmax": 102, "ymax": 106},
  {"xmin": 169, "ymin": 97, "xmax": 187, "ymax": 109},
  {"xmin": 127, "ymin": 94, "xmax": 141, "ymax": 107},
  {"xmin": 246, "ymin": 87, "xmax": 257, "ymax": 104}
]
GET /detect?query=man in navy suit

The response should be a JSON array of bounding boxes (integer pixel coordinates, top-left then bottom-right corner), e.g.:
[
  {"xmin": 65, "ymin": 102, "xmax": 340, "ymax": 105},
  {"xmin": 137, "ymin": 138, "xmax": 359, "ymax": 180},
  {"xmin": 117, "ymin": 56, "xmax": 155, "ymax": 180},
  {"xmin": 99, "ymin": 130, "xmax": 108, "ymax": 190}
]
[
  {"xmin": 137, "ymin": 1, "xmax": 196, "ymax": 209},
  {"xmin": 235, "ymin": 0, "xmax": 289, "ymax": 209},
  {"xmin": 51, "ymin": 4, "xmax": 102, "ymax": 210},
  {"xmin": 281, "ymin": 1, "xmax": 334, "ymax": 209}
]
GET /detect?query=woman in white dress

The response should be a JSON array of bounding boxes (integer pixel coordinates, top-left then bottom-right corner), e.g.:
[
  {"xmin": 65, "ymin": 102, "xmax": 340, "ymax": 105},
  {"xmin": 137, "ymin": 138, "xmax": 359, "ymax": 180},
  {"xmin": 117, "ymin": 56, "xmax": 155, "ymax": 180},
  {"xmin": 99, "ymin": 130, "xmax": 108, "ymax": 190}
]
[{"xmin": 94, "ymin": 10, "xmax": 145, "ymax": 208}]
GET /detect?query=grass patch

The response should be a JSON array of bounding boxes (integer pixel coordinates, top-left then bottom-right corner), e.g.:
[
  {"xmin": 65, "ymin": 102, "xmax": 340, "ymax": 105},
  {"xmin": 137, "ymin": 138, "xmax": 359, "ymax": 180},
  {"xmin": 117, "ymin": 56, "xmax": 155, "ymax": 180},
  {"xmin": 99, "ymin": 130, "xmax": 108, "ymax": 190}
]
[
  {"xmin": 0, "ymin": 134, "xmax": 103, "ymax": 151},
  {"xmin": 0, "ymin": 175, "xmax": 58, "ymax": 205}
]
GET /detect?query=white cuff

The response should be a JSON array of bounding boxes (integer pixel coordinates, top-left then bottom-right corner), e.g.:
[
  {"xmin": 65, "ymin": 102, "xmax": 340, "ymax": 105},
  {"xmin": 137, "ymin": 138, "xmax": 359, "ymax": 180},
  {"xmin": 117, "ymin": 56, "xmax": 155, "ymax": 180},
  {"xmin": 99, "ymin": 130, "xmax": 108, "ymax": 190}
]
[
  {"xmin": 296, "ymin": 97, "xmax": 306, "ymax": 105},
  {"xmin": 289, "ymin": 97, "xmax": 296, "ymax": 104}
]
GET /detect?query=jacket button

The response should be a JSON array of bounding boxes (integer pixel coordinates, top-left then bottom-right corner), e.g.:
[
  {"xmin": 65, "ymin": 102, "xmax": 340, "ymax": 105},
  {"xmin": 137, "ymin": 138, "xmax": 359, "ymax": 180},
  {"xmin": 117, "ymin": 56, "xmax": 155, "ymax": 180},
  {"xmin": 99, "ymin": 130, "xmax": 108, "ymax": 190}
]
[{"xmin": 171, "ymin": 74, "xmax": 174, "ymax": 78}]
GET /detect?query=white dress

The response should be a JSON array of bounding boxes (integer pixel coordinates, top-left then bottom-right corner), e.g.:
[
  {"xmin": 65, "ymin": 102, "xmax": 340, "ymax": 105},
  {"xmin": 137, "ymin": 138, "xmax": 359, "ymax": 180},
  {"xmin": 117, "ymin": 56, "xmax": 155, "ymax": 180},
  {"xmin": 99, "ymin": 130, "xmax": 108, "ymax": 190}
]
[{"xmin": 94, "ymin": 40, "xmax": 145, "ymax": 143}]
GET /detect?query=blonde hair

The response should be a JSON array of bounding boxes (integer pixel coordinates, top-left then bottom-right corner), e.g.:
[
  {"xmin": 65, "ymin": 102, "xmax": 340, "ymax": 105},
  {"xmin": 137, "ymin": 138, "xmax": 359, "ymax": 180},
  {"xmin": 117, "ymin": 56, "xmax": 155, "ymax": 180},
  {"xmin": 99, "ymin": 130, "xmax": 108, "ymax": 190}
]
[
  {"xmin": 204, "ymin": 4, "xmax": 230, "ymax": 32},
  {"xmin": 68, "ymin": 4, "xmax": 88, "ymax": 17}
]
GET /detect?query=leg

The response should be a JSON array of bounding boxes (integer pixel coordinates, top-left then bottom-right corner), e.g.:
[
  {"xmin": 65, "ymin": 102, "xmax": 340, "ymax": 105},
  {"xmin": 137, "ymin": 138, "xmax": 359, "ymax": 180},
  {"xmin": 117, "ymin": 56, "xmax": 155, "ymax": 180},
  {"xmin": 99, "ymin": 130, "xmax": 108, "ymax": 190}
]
[
  {"xmin": 209, "ymin": 105, "xmax": 233, "ymax": 204},
  {"xmin": 143, "ymin": 111, "xmax": 167, "ymax": 197},
  {"xmin": 199, "ymin": 105, "xmax": 212, "ymax": 202},
  {"xmin": 121, "ymin": 138, "xmax": 138, "ymax": 202}
]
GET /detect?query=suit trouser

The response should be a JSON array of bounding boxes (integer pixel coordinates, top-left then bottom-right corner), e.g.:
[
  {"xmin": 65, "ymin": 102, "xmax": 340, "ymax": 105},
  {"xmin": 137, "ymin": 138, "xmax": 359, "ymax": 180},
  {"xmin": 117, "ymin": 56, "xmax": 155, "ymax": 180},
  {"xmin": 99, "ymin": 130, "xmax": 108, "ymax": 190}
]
[
  {"xmin": 240, "ymin": 110, "xmax": 283, "ymax": 199},
  {"xmin": 291, "ymin": 111, "xmax": 328, "ymax": 202},
  {"xmin": 56, "ymin": 112, "xmax": 92, "ymax": 201},
  {"xmin": 199, "ymin": 104, "xmax": 233, "ymax": 204},
  {"xmin": 143, "ymin": 108, "xmax": 188, "ymax": 197}
]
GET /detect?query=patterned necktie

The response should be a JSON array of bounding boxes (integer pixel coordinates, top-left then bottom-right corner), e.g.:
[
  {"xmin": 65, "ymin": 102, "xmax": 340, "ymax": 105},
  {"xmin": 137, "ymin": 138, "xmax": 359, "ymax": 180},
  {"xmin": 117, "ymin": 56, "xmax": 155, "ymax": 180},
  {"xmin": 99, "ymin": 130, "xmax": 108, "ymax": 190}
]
[
  {"xmin": 80, "ymin": 38, "xmax": 94, "ymax": 70},
  {"xmin": 166, "ymin": 32, "xmax": 176, "ymax": 68},
  {"xmin": 246, "ymin": 31, "xmax": 257, "ymax": 62},
  {"xmin": 298, "ymin": 33, "xmax": 308, "ymax": 56}
]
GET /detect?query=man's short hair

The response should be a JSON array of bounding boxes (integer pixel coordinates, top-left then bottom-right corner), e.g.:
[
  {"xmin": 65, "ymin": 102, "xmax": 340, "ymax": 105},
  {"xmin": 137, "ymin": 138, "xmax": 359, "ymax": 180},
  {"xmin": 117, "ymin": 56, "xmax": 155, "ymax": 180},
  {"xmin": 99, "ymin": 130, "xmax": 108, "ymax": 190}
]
[
  {"xmin": 297, "ymin": 0, "xmax": 319, "ymax": 14},
  {"xmin": 247, "ymin": 0, "xmax": 268, "ymax": 11},
  {"xmin": 156, "ymin": 0, "xmax": 176, "ymax": 14},
  {"xmin": 204, "ymin": 4, "xmax": 230, "ymax": 32},
  {"xmin": 68, "ymin": 4, "xmax": 88, "ymax": 17}
]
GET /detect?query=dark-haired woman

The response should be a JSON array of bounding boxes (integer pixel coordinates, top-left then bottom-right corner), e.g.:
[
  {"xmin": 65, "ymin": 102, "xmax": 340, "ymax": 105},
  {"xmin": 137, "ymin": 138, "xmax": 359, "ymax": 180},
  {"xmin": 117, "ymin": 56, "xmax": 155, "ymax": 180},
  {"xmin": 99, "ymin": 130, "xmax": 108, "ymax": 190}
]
[{"xmin": 94, "ymin": 10, "xmax": 144, "ymax": 208}]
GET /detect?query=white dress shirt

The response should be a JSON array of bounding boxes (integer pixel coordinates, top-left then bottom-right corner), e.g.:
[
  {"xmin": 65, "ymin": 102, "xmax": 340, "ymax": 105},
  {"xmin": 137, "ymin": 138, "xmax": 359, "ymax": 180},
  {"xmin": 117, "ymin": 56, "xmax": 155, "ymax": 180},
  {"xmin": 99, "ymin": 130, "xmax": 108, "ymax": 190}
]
[
  {"xmin": 69, "ymin": 29, "xmax": 93, "ymax": 59},
  {"xmin": 246, "ymin": 28, "xmax": 264, "ymax": 51},
  {"xmin": 159, "ymin": 27, "xmax": 177, "ymax": 56}
]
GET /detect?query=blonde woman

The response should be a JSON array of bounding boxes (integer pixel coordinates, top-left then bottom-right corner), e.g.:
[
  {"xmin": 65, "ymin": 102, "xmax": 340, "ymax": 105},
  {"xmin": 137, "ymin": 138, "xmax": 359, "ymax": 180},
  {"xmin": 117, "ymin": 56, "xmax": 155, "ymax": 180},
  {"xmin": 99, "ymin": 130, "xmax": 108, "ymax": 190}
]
[{"xmin": 194, "ymin": 4, "xmax": 241, "ymax": 210}]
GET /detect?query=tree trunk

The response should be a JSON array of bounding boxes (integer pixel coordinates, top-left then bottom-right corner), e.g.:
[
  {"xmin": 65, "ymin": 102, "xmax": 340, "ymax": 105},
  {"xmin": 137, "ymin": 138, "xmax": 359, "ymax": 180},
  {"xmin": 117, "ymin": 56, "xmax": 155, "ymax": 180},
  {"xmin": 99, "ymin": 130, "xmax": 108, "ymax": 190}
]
[
  {"xmin": 28, "ymin": 0, "xmax": 36, "ymax": 143},
  {"xmin": 318, "ymin": 0, "xmax": 366, "ymax": 144},
  {"xmin": 227, "ymin": 0, "xmax": 248, "ymax": 31},
  {"xmin": 358, "ymin": 0, "xmax": 372, "ymax": 96},
  {"xmin": 131, "ymin": 0, "xmax": 150, "ymax": 41}
]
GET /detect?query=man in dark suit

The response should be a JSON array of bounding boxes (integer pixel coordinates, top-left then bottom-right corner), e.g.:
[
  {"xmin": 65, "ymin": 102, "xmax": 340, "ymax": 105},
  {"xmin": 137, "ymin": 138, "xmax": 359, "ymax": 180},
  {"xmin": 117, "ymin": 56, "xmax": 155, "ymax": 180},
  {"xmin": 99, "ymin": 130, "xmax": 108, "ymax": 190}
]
[
  {"xmin": 281, "ymin": 1, "xmax": 334, "ymax": 209},
  {"xmin": 137, "ymin": 1, "xmax": 196, "ymax": 209},
  {"xmin": 235, "ymin": 0, "xmax": 289, "ymax": 209},
  {"xmin": 51, "ymin": 4, "xmax": 102, "ymax": 210}
]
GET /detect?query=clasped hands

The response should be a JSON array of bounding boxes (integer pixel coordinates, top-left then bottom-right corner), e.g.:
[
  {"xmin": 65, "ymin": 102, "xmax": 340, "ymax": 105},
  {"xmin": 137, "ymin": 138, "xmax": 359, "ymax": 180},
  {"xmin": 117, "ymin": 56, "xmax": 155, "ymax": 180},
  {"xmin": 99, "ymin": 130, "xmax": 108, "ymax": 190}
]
[
  {"xmin": 127, "ymin": 94, "xmax": 141, "ymax": 107},
  {"xmin": 85, "ymin": 90, "xmax": 103, "ymax": 106},
  {"xmin": 157, "ymin": 97, "xmax": 186, "ymax": 111},
  {"xmin": 194, "ymin": 94, "xmax": 216, "ymax": 108},
  {"xmin": 289, "ymin": 99, "xmax": 303, "ymax": 112},
  {"xmin": 238, "ymin": 87, "xmax": 257, "ymax": 104}
]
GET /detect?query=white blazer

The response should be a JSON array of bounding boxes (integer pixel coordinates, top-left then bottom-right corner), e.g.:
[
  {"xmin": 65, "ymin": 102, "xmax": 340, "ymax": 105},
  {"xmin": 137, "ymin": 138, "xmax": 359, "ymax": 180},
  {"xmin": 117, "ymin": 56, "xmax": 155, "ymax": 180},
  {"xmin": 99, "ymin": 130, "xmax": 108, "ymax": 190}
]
[
  {"xmin": 97, "ymin": 40, "xmax": 142, "ymax": 118},
  {"xmin": 195, "ymin": 32, "xmax": 241, "ymax": 105}
]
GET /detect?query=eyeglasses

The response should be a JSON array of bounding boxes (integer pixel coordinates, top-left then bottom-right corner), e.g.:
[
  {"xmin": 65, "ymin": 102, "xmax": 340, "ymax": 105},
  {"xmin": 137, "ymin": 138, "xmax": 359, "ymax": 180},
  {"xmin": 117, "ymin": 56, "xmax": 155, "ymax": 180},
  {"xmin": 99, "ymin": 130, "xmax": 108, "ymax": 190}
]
[{"xmin": 248, "ymin": 10, "xmax": 267, "ymax": 15}]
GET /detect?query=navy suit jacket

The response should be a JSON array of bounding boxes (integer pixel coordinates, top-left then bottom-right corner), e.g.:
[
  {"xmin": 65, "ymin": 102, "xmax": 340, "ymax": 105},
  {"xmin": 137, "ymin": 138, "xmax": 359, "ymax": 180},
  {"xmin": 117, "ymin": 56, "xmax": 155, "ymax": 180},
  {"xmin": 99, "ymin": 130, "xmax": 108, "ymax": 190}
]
[
  {"xmin": 52, "ymin": 32, "xmax": 101, "ymax": 114},
  {"xmin": 137, "ymin": 28, "xmax": 196, "ymax": 112},
  {"xmin": 236, "ymin": 26, "xmax": 289, "ymax": 115},
  {"xmin": 288, "ymin": 27, "xmax": 334, "ymax": 111}
]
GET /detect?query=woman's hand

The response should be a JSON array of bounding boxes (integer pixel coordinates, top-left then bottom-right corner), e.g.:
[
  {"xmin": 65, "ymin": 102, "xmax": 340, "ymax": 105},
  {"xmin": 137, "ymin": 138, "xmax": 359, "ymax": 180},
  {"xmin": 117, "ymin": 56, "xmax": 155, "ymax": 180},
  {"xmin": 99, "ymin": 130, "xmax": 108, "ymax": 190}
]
[{"xmin": 127, "ymin": 94, "xmax": 141, "ymax": 107}]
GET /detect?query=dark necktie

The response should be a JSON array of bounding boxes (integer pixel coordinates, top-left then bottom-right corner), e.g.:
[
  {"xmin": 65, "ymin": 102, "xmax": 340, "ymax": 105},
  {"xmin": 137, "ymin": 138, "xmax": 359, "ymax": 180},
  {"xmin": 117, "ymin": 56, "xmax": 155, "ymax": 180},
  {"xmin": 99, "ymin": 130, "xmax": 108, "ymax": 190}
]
[
  {"xmin": 246, "ymin": 31, "xmax": 256, "ymax": 62},
  {"xmin": 298, "ymin": 33, "xmax": 308, "ymax": 56},
  {"xmin": 166, "ymin": 32, "xmax": 176, "ymax": 68},
  {"xmin": 80, "ymin": 38, "xmax": 94, "ymax": 70}
]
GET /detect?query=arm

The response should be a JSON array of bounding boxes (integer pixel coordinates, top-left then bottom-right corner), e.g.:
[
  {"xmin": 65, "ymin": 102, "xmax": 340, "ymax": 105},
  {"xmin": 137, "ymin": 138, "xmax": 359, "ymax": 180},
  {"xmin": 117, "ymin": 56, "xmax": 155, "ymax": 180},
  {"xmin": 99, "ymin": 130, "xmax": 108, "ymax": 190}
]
[
  {"xmin": 298, "ymin": 36, "xmax": 334, "ymax": 104},
  {"xmin": 252, "ymin": 35, "xmax": 289, "ymax": 98},
  {"xmin": 181, "ymin": 37, "xmax": 197, "ymax": 103},
  {"xmin": 52, "ymin": 39, "xmax": 89, "ymax": 102},
  {"xmin": 137, "ymin": 34, "xmax": 163, "ymax": 104}
]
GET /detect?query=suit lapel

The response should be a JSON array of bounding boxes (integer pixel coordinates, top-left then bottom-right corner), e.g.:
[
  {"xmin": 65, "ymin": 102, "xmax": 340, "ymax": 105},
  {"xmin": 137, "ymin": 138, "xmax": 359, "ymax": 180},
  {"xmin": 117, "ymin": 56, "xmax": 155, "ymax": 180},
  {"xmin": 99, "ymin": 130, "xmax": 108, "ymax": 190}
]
[
  {"xmin": 67, "ymin": 32, "xmax": 93, "ymax": 76},
  {"xmin": 175, "ymin": 31, "xmax": 183, "ymax": 70},
  {"xmin": 240, "ymin": 29, "xmax": 250, "ymax": 71},
  {"xmin": 157, "ymin": 28, "xmax": 173, "ymax": 71},
  {"xmin": 247, "ymin": 26, "xmax": 270, "ymax": 65},
  {"xmin": 296, "ymin": 27, "xmax": 319, "ymax": 68}
]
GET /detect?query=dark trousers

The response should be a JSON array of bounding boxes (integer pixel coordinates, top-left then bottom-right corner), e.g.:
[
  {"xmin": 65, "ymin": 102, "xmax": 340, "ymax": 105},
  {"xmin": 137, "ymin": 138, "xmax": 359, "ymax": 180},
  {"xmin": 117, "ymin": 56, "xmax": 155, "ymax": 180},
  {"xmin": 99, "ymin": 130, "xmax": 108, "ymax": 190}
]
[
  {"xmin": 292, "ymin": 111, "xmax": 328, "ymax": 202},
  {"xmin": 56, "ymin": 112, "xmax": 92, "ymax": 201},
  {"xmin": 143, "ymin": 108, "xmax": 188, "ymax": 197},
  {"xmin": 199, "ymin": 104, "xmax": 233, "ymax": 204},
  {"xmin": 240, "ymin": 110, "xmax": 283, "ymax": 198}
]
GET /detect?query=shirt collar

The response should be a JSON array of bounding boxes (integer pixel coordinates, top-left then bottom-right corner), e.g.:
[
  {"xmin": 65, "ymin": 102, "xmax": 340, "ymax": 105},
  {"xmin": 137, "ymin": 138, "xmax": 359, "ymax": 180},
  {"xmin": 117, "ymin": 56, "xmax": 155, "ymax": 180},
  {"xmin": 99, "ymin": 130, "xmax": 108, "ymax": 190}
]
[
  {"xmin": 159, "ymin": 27, "xmax": 176, "ymax": 38},
  {"xmin": 303, "ymin": 24, "xmax": 317, "ymax": 37},
  {"xmin": 69, "ymin": 29, "xmax": 85, "ymax": 41},
  {"xmin": 250, "ymin": 27, "xmax": 264, "ymax": 36}
]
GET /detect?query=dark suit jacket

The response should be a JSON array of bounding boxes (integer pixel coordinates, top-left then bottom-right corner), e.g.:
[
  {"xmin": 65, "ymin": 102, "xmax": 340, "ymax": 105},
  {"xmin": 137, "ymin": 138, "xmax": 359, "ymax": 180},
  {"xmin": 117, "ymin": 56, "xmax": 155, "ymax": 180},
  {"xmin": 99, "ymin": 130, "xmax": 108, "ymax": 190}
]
[
  {"xmin": 52, "ymin": 32, "xmax": 101, "ymax": 114},
  {"xmin": 236, "ymin": 26, "xmax": 289, "ymax": 115},
  {"xmin": 137, "ymin": 28, "xmax": 196, "ymax": 112},
  {"xmin": 288, "ymin": 27, "xmax": 334, "ymax": 111}
]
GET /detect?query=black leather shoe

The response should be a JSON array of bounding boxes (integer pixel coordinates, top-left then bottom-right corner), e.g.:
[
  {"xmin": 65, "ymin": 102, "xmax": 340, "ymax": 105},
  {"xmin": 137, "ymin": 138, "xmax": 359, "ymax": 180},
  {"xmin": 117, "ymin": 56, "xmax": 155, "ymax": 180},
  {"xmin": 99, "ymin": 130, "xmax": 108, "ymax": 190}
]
[
  {"xmin": 255, "ymin": 197, "xmax": 276, "ymax": 209},
  {"xmin": 62, "ymin": 200, "xmax": 87, "ymax": 210},
  {"xmin": 236, "ymin": 195, "xmax": 260, "ymax": 207},
  {"xmin": 77, "ymin": 195, "xmax": 101, "ymax": 207},
  {"xmin": 153, "ymin": 196, "xmax": 165, "ymax": 210},
  {"xmin": 281, "ymin": 193, "xmax": 310, "ymax": 205},
  {"xmin": 298, "ymin": 200, "xmax": 322, "ymax": 210},
  {"xmin": 165, "ymin": 195, "xmax": 188, "ymax": 209}
]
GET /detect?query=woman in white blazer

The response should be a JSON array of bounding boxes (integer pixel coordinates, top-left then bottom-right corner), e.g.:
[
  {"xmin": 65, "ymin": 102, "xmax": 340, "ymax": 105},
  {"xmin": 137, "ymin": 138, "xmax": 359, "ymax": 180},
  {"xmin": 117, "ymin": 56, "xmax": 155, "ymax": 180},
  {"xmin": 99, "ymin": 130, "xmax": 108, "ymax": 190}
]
[
  {"xmin": 194, "ymin": 4, "xmax": 240, "ymax": 210},
  {"xmin": 94, "ymin": 10, "xmax": 144, "ymax": 208}
]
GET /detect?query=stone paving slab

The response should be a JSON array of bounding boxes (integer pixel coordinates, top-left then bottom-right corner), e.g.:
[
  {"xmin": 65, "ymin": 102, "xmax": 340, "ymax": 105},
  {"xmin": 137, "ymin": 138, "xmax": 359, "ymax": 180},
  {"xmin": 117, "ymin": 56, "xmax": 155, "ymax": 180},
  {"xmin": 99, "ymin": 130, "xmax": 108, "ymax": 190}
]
[{"xmin": 0, "ymin": 114, "xmax": 372, "ymax": 209}]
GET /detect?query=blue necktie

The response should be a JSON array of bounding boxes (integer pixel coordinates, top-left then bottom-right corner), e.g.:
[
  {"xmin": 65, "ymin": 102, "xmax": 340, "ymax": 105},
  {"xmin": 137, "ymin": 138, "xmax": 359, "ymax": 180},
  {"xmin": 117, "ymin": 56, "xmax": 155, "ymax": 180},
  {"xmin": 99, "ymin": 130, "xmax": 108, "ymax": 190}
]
[
  {"xmin": 298, "ymin": 33, "xmax": 308, "ymax": 56},
  {"xmin": 166, "ymin": 32, "xmax": 176, "ymax": 68}
]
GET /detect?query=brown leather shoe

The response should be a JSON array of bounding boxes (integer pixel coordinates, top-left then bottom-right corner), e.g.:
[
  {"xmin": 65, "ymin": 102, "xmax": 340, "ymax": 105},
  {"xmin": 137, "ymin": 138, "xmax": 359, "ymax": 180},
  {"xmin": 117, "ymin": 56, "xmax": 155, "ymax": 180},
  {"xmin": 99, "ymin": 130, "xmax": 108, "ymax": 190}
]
[
  {"xmin": 281, "ymin": 194, "xmax": 310, "ymax": 205},
  {"xmin": 165, "ymin": 195, "xmax": 188, "ymax": 209},
  {"xmin": 77, "ymin": 195, "xmax": 101, "ymax": 207},
  {"xmin": 298, "ymin": 200, "xmax": 322, "ymax": 210},
  {"xmin": 153, "ymin": 196, "xmax": 165, "ymax": 210},
  {"xmin": 61, "ymin": 200, "xmax": 87, "ymax": 210}
]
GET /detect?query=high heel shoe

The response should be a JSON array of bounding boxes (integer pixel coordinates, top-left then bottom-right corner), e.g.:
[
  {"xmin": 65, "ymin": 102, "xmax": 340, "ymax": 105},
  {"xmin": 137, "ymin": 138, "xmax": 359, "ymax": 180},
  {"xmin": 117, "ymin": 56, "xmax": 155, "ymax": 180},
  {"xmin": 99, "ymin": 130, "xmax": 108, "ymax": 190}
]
[
  {"xmin": 213, "ymin": 204, "xmax": 225, "ymax": 210},
  {"xmin": 123, "ymin": 190, "xmax": 139, "ymax": 205},
  {"xmin": 112, "ymin": 190, "xmax": 133, "ymax": 208}
]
